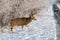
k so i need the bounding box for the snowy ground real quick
[0,6,56,40]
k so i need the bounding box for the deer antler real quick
[29,8,42,16]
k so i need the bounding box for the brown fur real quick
[9,15,36,31]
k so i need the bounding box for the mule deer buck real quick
[9,8,40,32]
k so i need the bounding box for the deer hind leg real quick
[10,26,13,32]
[9,24,13,32]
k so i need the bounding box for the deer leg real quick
[9,24,13,32]
[26,25,29,29]
[21,25,24,31]
[10,26,13,32]
[26,25,30,31]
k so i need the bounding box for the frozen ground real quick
[0,6,56,40]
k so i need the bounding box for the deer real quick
[9,8,40,32]
[9,14,36,32]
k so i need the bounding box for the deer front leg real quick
[21,25,24,31]
[26,25,30,32]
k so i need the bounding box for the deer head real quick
[29,8,41,20]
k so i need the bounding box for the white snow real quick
[0,6,56,40]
